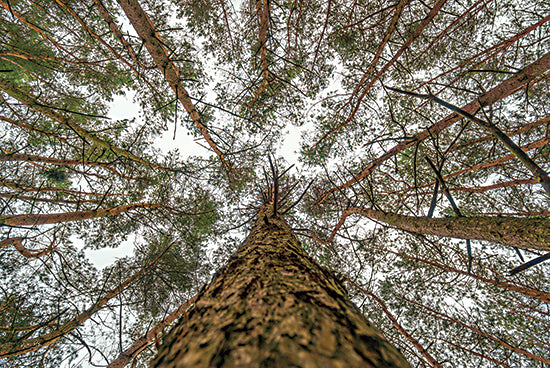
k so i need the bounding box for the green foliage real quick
[1,0,550,366]
[40,167,70,186]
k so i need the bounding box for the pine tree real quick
[1,0,549,367]
[152,197,409,367]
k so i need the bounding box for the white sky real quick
[85,82,305,268]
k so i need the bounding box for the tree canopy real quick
[1,0,549,366]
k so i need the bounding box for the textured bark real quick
[152,205,410,367]
[346,207,550,251]
[247,0,272,106]
[258,0,270,91]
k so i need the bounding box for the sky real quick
[83,83,307,268]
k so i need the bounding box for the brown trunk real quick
[117,0,233,174]
[344,207,550,251]
[247,0,272,105]
[258,0,270,89]
[152,204,410,367]
[0,202,167,227]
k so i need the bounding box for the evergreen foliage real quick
[0,0,549,366]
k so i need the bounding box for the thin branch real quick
[389,86,550,195]
[509,252,550,276]
[316,50,550,204]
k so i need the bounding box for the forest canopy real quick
[0,0,549,366]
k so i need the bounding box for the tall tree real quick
[1,0,549,367]
[153,197,409,367]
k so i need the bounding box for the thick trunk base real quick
[152,207,409,367]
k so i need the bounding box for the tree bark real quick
[346,207,550,251]
[152,204,410,367]
[117,0,233,174]
[0,202,167,227]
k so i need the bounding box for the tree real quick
[1,0,549,367]
[152,197,409,367]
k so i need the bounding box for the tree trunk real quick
[0,202,167,227]
[152,204,410,367]
[118,0,233,173]
[347,207,550,251]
